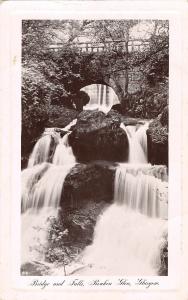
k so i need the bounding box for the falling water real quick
[114,164,168,219]
[53,133,75,165]
[21,163,74,264]
[27,135,52,168]
[21,120,77,264]
[120,122,149,163]
[81,84,119,113]
[22,207,57,264]
[21,162,51,212]
[76,204,167,276]
[73,122,168,276]
[22,114,168,276]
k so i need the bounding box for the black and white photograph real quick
[2,0,188,299]
[21,18,169,277]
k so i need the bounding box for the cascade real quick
[21,162,74,263]
[23,164,74,213]
[27,134,52,168]
[78,204,167,275]
[120,122,149,163]
[21,109,168,276]
[21,162,51,212]
[81,84,119,113]
[22,207,57,264]
[74,121,168,276]
[53,133,75,165]
[21,120,77,264]
[114,164,168,219]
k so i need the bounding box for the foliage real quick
[148,110,168,145]
[22,19,169,156]
[45,215,82,265]
[160,106,168,126]
[21,62,50,162]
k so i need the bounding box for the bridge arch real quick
[80,83,120,113]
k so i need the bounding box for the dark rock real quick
[159,105,168,127]
[69,110,129,162]
[111,103,123,114]
[158,233,168,276]
[45,201,109,265]
[122,117,145,126]
[106,109,122,122]
[73,90,90,112]
[61,162,115,210]
[47,106,79,128]
[61,201,108,247]
[147,116,168,166]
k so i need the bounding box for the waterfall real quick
[22,207,57,264]
[114,164,168,219]
[21,162,51,212]
[23,164,73,212]
[73,122,168,276]
[81,84,119,113]
[22,112,168,276]
[79,204,167,276]
[21,163,74,263]
[27,135,52,168]
[120,122,149,163]
[53,133,75,165]
[21,120,77,264]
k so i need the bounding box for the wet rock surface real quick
[44,202,108,267]
[147,107,168,166]
[62,201,108,248]
[61,162,115,210]
[47,106,79,128]
[69,110,129,162]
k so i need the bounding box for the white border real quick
[0,1,185,299]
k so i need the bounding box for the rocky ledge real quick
[69,110,129,162]
[147,106,168,166]
[61,162,115,210]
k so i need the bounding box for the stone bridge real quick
[49,39,148,104]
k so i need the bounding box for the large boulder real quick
[147,106,168,166]
[45,201,109,267]
[61,201,108,249]
[69,110,129,162]
[46,162,115,266]
[61,162,115,210]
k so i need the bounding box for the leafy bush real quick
[45,215,82,265]
[160,106,168,127]
[148,118,168,145]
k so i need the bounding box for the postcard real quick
[0,1,187,299]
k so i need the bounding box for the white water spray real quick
[22,162,51,212]
[27,135,52,168]
[31,164,73,211]
[120,122,149,163]
[53,133,75,165]
[79,204,167,276]
[74,122,168,276]
[114,164,168,219]
[22,207,57,264]
[22,113,168,276]
[21,120,77,264]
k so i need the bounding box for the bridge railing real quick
[49,39,150,53]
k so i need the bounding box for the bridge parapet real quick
[49,39,149,53]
